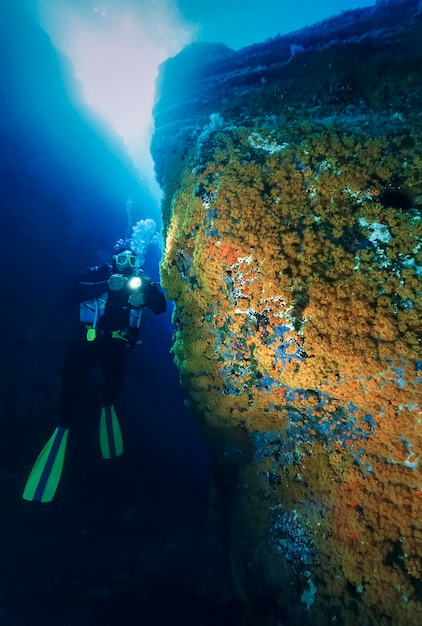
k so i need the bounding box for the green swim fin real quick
[23,426,69,502]
[99,405,123,459]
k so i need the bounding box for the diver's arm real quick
[126,274,166,313]
[143,281,167,314]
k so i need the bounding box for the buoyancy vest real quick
[80,294,143,329]
[80,294,107,327]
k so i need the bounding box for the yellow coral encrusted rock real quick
[159,118,422,624]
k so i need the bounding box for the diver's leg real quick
[59,327,98,427]
[23,328,98,501]
[100,339,128,406]
[98,339,127,458]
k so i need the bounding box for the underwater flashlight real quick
[128,276,142,290]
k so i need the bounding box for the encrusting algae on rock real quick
[153,2,422,624]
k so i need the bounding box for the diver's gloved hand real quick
[128,291,145,307]
[108,274,126,291]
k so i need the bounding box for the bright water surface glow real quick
[31,0,376,188]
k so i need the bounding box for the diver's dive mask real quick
[114,253,140,269]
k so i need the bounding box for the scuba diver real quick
[23,243,167,503]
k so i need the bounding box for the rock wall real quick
[152,1,422,624]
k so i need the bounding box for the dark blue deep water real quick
[0,4,241,625]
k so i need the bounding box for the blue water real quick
[0,5,234,626]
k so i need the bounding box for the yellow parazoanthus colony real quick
[160,122,422,625]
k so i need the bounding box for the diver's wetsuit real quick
[59,264,166,427]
